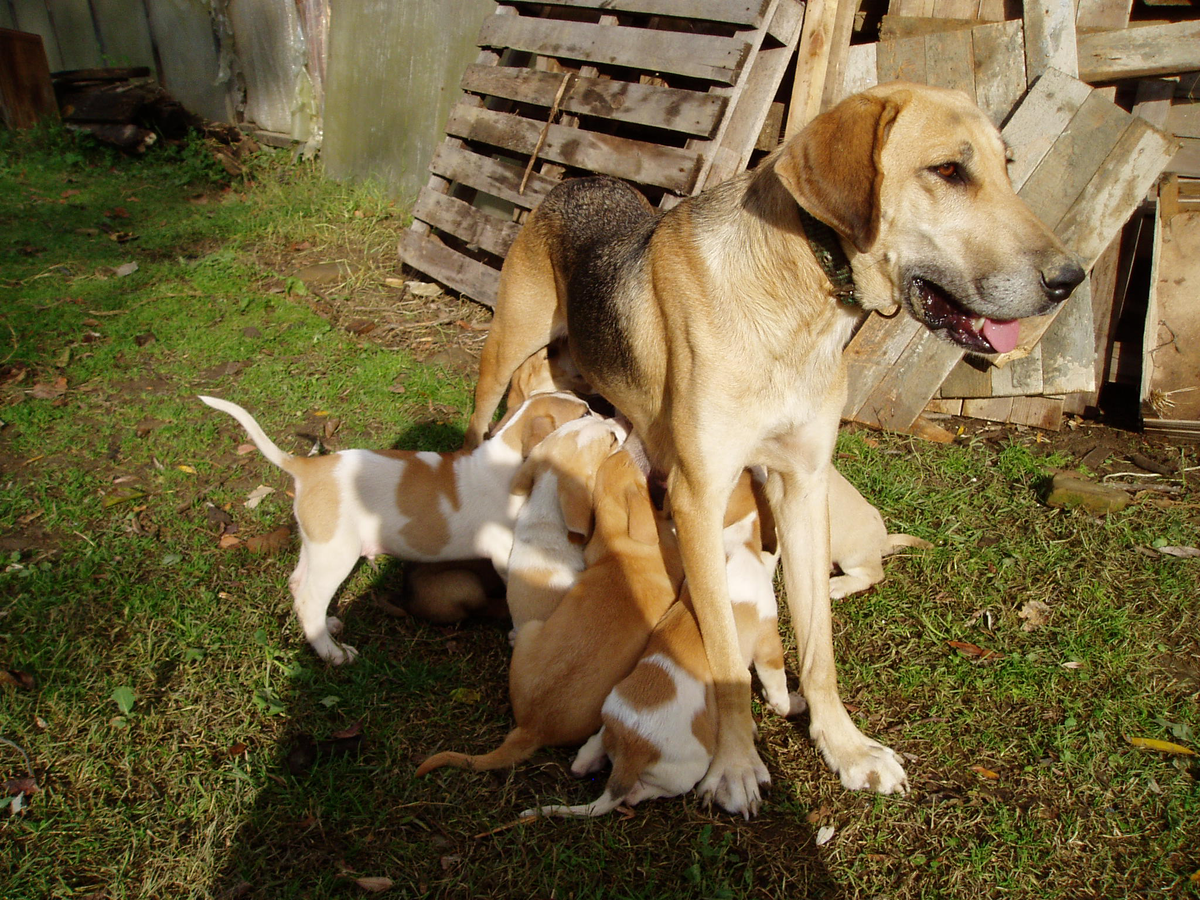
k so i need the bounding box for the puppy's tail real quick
[415,727,542,776]
[526,754,648,819]
[882,533,934,557]
[199,396,293,471]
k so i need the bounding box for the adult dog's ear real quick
[773,92,904,253]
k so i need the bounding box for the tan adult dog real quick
[463,82,1084,815]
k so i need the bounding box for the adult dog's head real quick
[773,81,1084,355]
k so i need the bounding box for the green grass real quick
[1,125,1198,900]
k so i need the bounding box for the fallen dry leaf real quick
[947,640,1004,661]
[405,281,443,298]
[815,825,836,846]
[970,765,1000,780]
[113,261,138,277]
[332,719,364,740]
[1155,545,1200,559]
[177,464,197,475]
[236,443,257,456]
[354,876,394,892]
[0,670,36,690]
[244,484,275,510]
[1018,600,1051,632]
[217,534,242,550]
[30,377,67,400]
[1126,735,1196,756]
[244,526,291,555]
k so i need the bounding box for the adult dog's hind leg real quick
[767,465,908,794]
[465,229,565,448]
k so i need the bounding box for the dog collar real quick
[797,206,857,306]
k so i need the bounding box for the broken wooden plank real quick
[1023,0,1078,83]
[820,0,862,114]
[1002,67,1093,191]
[411,187,522,260]
[1075,0,1132,33]
[1142,203,1200,425]
[426,141,558,210]
[1017,89,1131,233]
[400,230,501,306]
[1078,22,1200,83]
[460,65,727,138]
[444,104,704,193]
[1038,275,1096,395]
[505,0,773,28]
[971,20,1026,127]
[786,0,841,136]
[702,0,804,184]
[477,14,750,84]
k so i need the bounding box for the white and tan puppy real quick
[529,471,805,819]
[199,392,591,664]
[416,447,681,776]
[829,469,932,600]
[506,415,628,636]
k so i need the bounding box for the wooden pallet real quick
[400,0,804,307]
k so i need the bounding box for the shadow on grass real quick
[203,416,843,898]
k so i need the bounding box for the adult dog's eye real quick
[932,162,963,183]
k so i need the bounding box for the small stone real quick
[1045,474,1129,515]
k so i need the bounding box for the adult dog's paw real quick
[825,738,908,794]
[698,749,771,819]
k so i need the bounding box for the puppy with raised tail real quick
[829,469,932,599]
[199,392,591,663]
[506,414,628,637]
[416,447,680,776]
[528,470,805,819]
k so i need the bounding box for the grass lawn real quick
[0,125,1197,900]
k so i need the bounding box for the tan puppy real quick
[504,338,591,412]
[506,415,628,636]
[463,83,1084,814]
[416,448,680,775]
[528,472,805,819]
[199,392,590,664]
[829,469,932,600]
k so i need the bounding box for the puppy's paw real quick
[315,640,358,666]
[326,616,344,636]
[698,749,771,819]
[784,692,808,718]
[823,737,907,795]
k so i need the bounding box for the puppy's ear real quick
[557,474,594,543]
[521,415,557,457]
[773,92,903,253]
[510,454,542,497]
[624,482,660,546]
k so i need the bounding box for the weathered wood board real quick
[400,0,804,307]
[1141,202,1200,436]
[1078,21,1200,84]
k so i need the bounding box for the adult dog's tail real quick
[199,395,293,472]
[415,727,542,776]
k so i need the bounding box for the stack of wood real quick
[400,0,1199,438]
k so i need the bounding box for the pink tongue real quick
[982,318,1020,354]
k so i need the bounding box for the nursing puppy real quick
[829,469,932,600]
[529,471,804,819]
[199,392,590,663]
[416,447,680,775]
[506,415,628,636]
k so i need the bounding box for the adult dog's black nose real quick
[1041,259,1085,305]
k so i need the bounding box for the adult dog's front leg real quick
[768,468,908,794]
[670,474,770,818]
